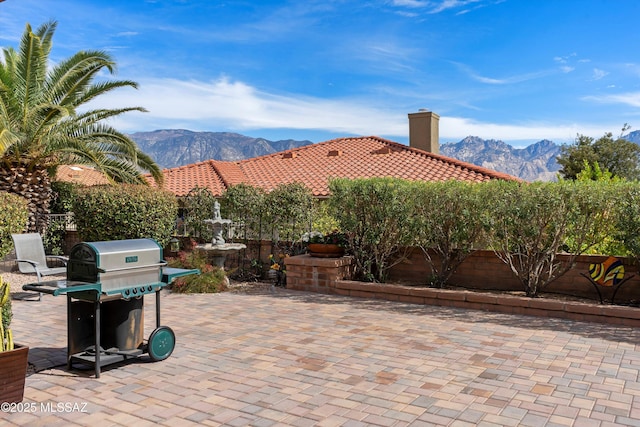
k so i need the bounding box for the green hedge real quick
[50,181,81,214]
[0,192,29,259]
[72,185,178,247]
[329,177,414,282]
[480,180,622,297]
[408,180,489,287]
[326,177,637,296]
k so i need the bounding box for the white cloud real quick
[583,91,640,108]
[591,68,609,80]
[454,61,557,85]
[440,117,609,142]
[92,77,407,135]
[91,76,618,145]
[391,0,483,14]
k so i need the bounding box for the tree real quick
[0,21,162,231]
[557,128,640,181]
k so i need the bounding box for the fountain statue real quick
[195,201,246,269]
[206,200,231,245]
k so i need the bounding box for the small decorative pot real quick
[307,243,345,258]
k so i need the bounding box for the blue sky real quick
[1,0,640,147]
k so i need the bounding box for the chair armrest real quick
[15,258,40,268]
[47,255,68,265]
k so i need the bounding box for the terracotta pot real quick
[0,345,29,403]
[308,243,345,258]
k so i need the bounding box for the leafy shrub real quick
[615,182,640,259]
[329,177,414,282]
[0,192,29,259]
[310,200,340,235]
[263,183,314,244]
[167,250,227,293]
[409,180,489,287]
[183,187,217,243]
[481,180,623,297]
[221,183,266,240]
[50,181,81,214]
[72,185,178,246]
[41,217,67,255]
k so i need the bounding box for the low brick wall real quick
[333,280,640,327]
[284,251,640,327]
[389,248,640,303]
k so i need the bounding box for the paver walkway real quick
[3,287,640,426]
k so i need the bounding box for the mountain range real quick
[129,130,640,182]
[440,137,561,181]
[130,130,312,168]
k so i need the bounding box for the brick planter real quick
[284,255,355,294]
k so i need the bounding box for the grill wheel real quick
[147,326,176,361]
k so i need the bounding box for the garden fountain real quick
[195,201,246,268]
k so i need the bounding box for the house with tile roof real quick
[156,111,519,198]
[55,164,110,186]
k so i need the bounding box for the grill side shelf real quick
[162,267,201,284]
[23,280,101,296]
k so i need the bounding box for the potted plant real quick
[0,276,29,403]
[268,253,288,287]
[302,230,348,258]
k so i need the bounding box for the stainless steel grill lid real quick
[67,238,165,295]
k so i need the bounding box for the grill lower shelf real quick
[70,348,145,369]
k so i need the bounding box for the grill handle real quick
[97,261,168,274]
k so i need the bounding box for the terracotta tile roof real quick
[55,165,110,186]
[159,160,234,196]
[153,136,520,197]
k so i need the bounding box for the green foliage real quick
[409,180,489,288]
[50,181,81,214]
[557,130,640,181]
[263,183,314,244]
[310,200,340,235]
[481,180,624,297]
[220,184,266,240]
[221,183,335,244]
[167,251,227,293]
[183,187,217,243]
[0,276,14,351]
[615,183,640,259]
[43,181,78,254]
[72,185,178,246]
[0,21,162,185]
[0,192,29,259]
[563,180,627,256]
[328,177,414,282]
[41,217,67,255]
[482,181,569,296]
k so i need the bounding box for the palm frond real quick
[0,20,157,186]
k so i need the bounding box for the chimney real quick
[408,110,439,154]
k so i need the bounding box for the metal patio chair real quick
[11,233,68,301]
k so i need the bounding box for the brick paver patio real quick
[3,287,640,426]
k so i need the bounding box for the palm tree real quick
[0,21,163,231]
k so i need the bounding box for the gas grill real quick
[23,238,199,378]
